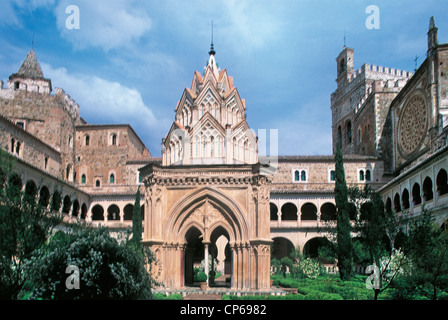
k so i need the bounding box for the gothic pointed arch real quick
[165,187,250,244]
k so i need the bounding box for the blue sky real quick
[1,0,447,157]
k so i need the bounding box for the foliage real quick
[379,248,411,282]
[271,274,374,300]
[279,257,293,278]
[346,185,408,300]
[291,258,322,279]
[23,225,158,300]
[270,258,281,275]
[196,271,208,282]
[153,293,183,300]
[0,149,62,299]
[334,145,353,280]
[404,208,448,300]
[131,188,142,248]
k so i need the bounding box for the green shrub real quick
[304,290,343,300]
[196,271,207,282]
[268,294,305,300]
[153,293,183,300]
[221,295,265,300]
[437,292,448,300]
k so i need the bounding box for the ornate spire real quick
[209,20,216,56]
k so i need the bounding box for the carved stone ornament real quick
[184,199,224,228]
[398,94,428,157]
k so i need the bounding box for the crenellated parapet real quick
[55,88,80,121]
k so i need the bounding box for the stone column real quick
[230,242,237,289]
[204,242,209,286]
[237,243,243,289]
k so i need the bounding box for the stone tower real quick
[331,45,413,158]
[0,49,80,182]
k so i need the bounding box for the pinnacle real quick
[429,16,437,30]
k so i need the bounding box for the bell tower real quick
[336,46,354,89]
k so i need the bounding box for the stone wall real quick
[75,125,151,193]
[270,156,386,192]
[0,87,79,182]
[0,115,61,177]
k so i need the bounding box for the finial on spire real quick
[209,20,216,56]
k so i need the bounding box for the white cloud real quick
[0,0,55,26]
[54,0,151,51]
[40,62,166,150]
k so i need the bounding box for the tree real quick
[24,225,158,300]
[406,207,448,300]
[0,149,62,299]
[131,188,143,249]
[334,145,353,280]
[349,185,408,300]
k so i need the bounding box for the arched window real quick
[359,170,365,181]
[15,141,21,155]
[66,165,71,180]
[81,174,86,184]
[366,170,371,182]
[110,174,115,184]
[85,134,90,146]
[402,189,410,210]
[394,193,401,212]
[301,170,307,181]
[346,121,352,144]
[210,136,214,157]
[385,197,392,213]
[330,170,335,181]
[339,59,345,73]
[111,134,117,146]
[412,183,422,205]
[96,180,100,187]
[423,177,433,201]
[337,126,342,148]
[301,203,318,221]
[281,203,298,221]
[294,170,300,182]
[270,203,278,221]
[436,169,448,196]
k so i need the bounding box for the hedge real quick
[153,293,183,300]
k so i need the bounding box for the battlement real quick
[354,78,409,115]
[349,63,413,82]
[0,77,51,98]
[55,88,80,121]
[332,62,413,103]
